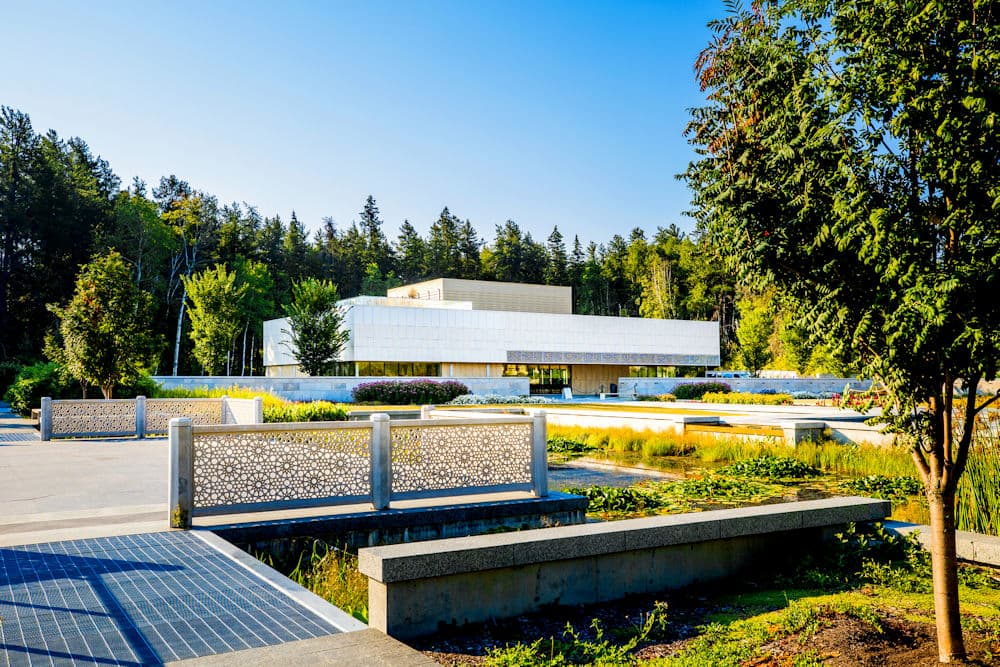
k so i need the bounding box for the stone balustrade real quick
[168,411,548,528]
[39,396,262,440]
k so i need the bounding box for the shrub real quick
[673,382,732,400]
[636,393,677,402]
[448,394,554,405]
[702,391,793,406]
[264,401,347,423]
[351,379,469,405]
[3,362,74,415]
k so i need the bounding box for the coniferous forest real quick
[2,105,837,378]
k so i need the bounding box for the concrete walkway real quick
[0,402,167,545]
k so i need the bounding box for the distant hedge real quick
[264,401,347,422]
[672,382,732,400]
[351,380,469,405]
[702,391,793,406]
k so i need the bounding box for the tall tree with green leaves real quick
[48,251,159,398]
[734,294,774,377]
[161,190,219,375]
[685,1,1000,660]
[282,278,349,376]
[234,258,275,375]
[0,107,39,359]
[183,264,246,375]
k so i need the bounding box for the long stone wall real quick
[152,375,530,402]
[359,496,891,638]
[620,376,872,397]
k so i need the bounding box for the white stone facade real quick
[263,298,720,371]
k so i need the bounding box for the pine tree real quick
[544,226,568,285]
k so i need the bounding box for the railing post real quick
[531,410,548,497]
[136,396,146,439]
[370,413,391,510]
[420,404,434,420]
[253,396,264,424]
[168,417,194,529]
[40,397,52,441]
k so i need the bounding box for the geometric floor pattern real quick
[0,531,338,666]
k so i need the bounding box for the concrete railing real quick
[39,396,262,441]
[168,411,548,528]
[359,496,891,638]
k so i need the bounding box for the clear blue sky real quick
[5,1,724,245]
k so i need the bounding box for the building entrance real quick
[503,364,572,395]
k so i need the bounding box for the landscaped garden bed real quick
[412,523,1000,665]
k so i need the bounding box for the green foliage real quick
[672,382,732,400]
[47,251,160,398]
[184,264,246,374]
[2,362,73,415]
[276,541,368,624]
[351,379,469,405]
[841,474,922,501]
[718,456,820,479]
[702,391,793,406]
[263,401,347,423]
[563,485,663,514]
[547,435,597,455]
[148,383,347,423]
[485,603,670,667]
[686,3,1000,652]
[636,393,677,402]
[734,294,773,376]
[283,278,349,376]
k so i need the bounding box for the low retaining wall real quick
[359,496,891,638]
[620,377,872,397]
[886,521,1000,568]
[213,491,589,550]
[152,376,530,402]
[39,396,262,440]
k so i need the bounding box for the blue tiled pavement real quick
[0,531,338,665]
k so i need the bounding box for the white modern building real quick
[263,278,720,395]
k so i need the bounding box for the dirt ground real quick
[413,590,1000,666]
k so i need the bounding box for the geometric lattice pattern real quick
[51,399,136,436]
[0,531,337,665]
[192,426,371,511]
[390,422,533,494]
[146,398,224,434]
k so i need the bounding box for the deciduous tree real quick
[48,251,159,398]
[685,1,1000,660]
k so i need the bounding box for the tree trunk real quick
[927,488,966,662]
[101,384,113,399]
[241,323,248,376]
[172,285,187,376]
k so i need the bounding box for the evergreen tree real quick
[395,220,427,283]
[358,195,393,274]
[457,220,482,280]
[282,278,349,376]
[544,226,568,285]
[426,207,462,277]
